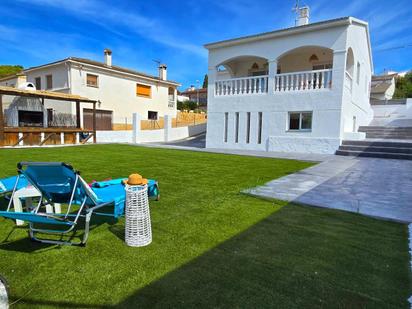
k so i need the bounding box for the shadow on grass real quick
[109,224,125,242]
[114,204,409,308]
[2,204,410,308]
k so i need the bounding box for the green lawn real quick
[0,144,410,308]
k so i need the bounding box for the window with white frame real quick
[288,112,312,131]
[356,62,361,85]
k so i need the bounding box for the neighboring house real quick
[180,87,208,105]
[370,74,396,101]
[177,93,190,102]
[0,49,180,130]
[204,7,373,154]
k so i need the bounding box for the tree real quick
[0,65,23,78]
[202,74,208,89]
[177,100,198,111]
[393,71,412,99]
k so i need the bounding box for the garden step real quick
[341,140,412,148]
[339,145,412,154]
[359,126,412,130]
[364,134,412,139]
[335,150,412,160]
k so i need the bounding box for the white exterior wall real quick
[370,100,412,127]
[0,77,18,88]
[0,65,73,114]
[0,62,178,126]
[206,25,350,154]
[69,64,177,125]
[341,24,374,135]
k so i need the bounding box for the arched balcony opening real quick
[345,48,355,92]
[275,46,334,92]
[215,56,269,96]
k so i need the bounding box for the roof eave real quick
[67,59,181,86]
[204,17,351,50]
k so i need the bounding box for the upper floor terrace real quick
[212,45,354,97]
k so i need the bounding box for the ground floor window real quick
[288,112,312,131]
[224,112,228,143]
[257,112,262,144]
[235,112,239,143]
[246,112,251,143]
[148,111,158,120]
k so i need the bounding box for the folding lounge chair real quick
[0,175,28,195]
[0,162,159,246]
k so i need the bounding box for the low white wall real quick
[169,123,207,141]
[94,116,206,144]
[138,129,165,143]
[268,136,341,154]
[370,99,412,127]
[96,130,133,143]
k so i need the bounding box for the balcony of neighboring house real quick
[168,87,176,108]
[214,46,334,97]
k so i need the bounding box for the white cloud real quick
[18,0,207,58]
[0,24,100,62]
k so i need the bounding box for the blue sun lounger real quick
[0,175,28,194]
[0,162,159,246]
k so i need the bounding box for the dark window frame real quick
[288,112,312,132]
[86,74,99,88]
[46,74,53,89]
[34,77,41,90]
[246,112,251,143]
[257,112,263,144]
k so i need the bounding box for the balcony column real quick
[207,65,217,101]
[332,49,346,95]
[332,49,349,140]
[267,60,278,94]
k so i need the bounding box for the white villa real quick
[205,8,374,154]
[0,49,180,130]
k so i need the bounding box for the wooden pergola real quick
[0,86,97,147]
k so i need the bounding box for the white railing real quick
[274,69,333,92]
[168,100,175,108]
[345,71,353,92]
[215,75,268,96]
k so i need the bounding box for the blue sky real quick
[1,0,411,89]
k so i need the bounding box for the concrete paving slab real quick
[245,157,412,223]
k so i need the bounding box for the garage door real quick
[83,108,113,130]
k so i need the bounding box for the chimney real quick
[16,74,27,88]
[296,6,310,26]
[158,64,167,80]
[104,48,112,67]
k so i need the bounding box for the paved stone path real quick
[143,140,412,222]
[245,156,412,223]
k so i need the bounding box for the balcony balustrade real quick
[215,75,268,96]
[214,69,333,97]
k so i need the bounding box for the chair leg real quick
[81,211,93,245]
[28,223,84,246]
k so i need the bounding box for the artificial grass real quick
[0,144,410,308]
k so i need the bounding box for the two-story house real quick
[205,8,373,154]
[0,49,180,130]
